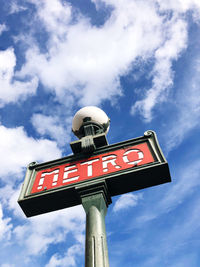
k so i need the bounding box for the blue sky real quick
[0,0,200,266]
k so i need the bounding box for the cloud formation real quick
[131,16,187,121]
[31,113,72,147]
[113,193,143,212]
[0,24,8,35]
[11,0,197,124]
[0,204,12,241]
[164,57,200,152]
[0,48,38,107]
[17,0,163,109]
[1,0,199,121]
[45,244,83,267]
[0,125,61,178]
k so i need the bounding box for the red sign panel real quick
[31,142,154,194]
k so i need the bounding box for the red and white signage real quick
[31,142,154,194]
[18,131,171,217]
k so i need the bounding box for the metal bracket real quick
[70,133,108,155]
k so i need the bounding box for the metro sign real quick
[31,142,154,194]
[18,131,171,217]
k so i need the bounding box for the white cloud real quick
[0,24,8,35]
[33,0,72,37]
[15,0,199,122]
[45,244,83,267]
[0,125,62,178]
[130,0,200,122]
[18,0,165,107]
[0,0,198,121]
[9,1,27,14]
[31,113,72,147]
[113,193,143,212]
[14,205,85,256]
[157,0,200,17]
[0,48,38,107]
[131,16,187,121]
[0,185,24,218]
[164,58,200,152]
[0,204,12,241]
[0,186,85,263]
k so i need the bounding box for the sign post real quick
[77,181,111,267]
[18,106,171,267]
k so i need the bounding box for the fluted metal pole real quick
[76,182,111,267]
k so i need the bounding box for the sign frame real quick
[18,130,171,217]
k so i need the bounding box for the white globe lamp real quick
[72,106,110,139]
[71,106,110,154]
